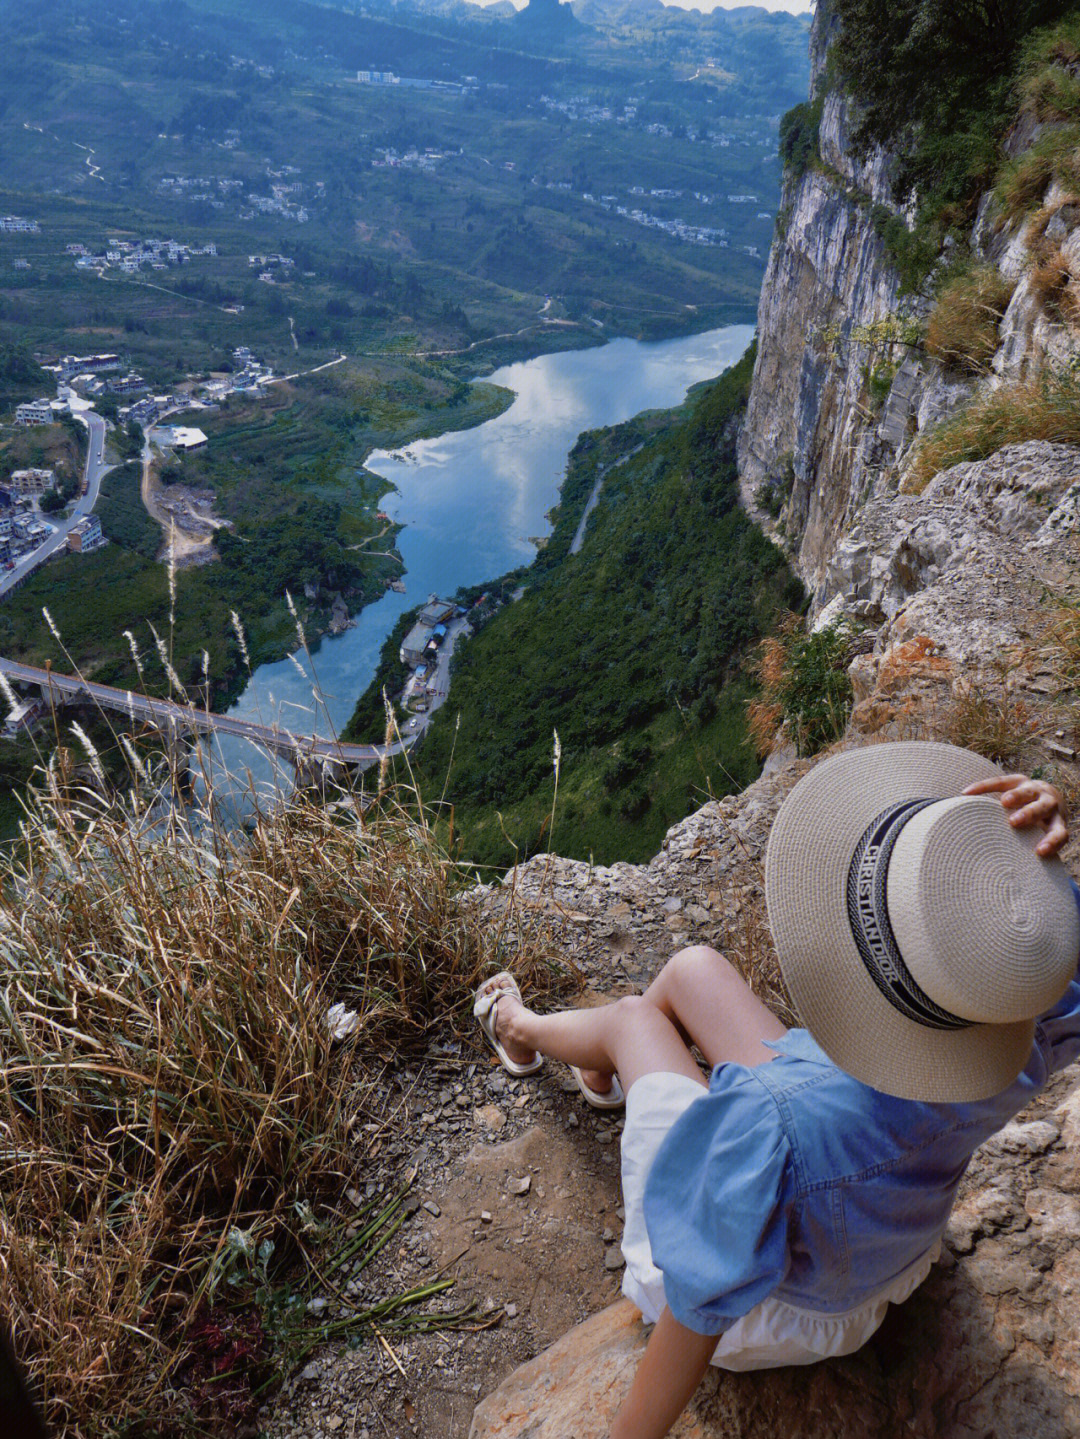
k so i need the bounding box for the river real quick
[216,323,754,778]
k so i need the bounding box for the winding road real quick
[0,409,112,599]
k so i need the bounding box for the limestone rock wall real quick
[738,0,1080,607]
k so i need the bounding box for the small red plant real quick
[182,1304,269,1433]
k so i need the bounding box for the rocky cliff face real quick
[738,0,1080,608]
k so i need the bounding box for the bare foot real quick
[478,977,539,1068]
[578,1067,615,1096]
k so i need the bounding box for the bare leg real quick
[487,986,707,1094]
[480,944,785,1096]
[640,944,787,1069]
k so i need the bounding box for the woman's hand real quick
[963,774,1069,858]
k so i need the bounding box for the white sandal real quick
[473,972,543,1078]
[569,1065,625,1110]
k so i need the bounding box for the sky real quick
[669,0,813,10]
[479,0,816,11]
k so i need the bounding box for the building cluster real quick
[576,189,730,248]
[0,507,55,568]
[0,216,40,233]
[156,175,239,206]
[243,192,309,223]
[156,166,321,224]
[372,147,452,172]
[248,252,295,270]
[531,175,772,250]
[358,70,472,95]
[38,353,150,405]
[538,94,637,125]
[398,596,462,713]
[121,396,164,428]
[55,353,120,380]
[533,95,781,156]
[200,346,275,402]
[228,55,274,79]
[67,237,217,273]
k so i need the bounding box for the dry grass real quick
[1029,244,1076,318]
[996,125,1080,222]
[0,741,552,1436]
[924,266,1015,374]
[944,669,1035,767]
[1047,591,1080,689]
[904,370,1080,494]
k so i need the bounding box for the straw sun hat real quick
[765,742,1080,1102]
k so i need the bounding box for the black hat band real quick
[846,798,972,1033]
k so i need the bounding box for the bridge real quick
[0,657,399,772]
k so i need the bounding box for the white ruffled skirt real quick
[619,1071,940,1372]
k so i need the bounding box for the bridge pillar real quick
[151,716,195,799]
[289,752,355,797]
[291,752,325,794]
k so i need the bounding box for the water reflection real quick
[215,325,754,794]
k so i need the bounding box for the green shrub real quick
[1018,15,1080,121]
[749,616,854,758]
[831,2,1069,288]
[779,97,824,179]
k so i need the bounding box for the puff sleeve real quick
[1033,884,1080,1075]
[641,1069,795,1336]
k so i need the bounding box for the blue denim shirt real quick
[643,949,1080,1337]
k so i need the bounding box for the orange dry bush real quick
[747,627,796,758]
[747,694,783,758]
[1030,246,1074,317]
[746,614,853,759]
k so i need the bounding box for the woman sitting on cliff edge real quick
[475,742,1080,1439]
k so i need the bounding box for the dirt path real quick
[270,354,347,385]
[140,442,217,566]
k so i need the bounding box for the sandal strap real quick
[473,978,513,1019]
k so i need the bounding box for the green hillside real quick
[409,345,804,867]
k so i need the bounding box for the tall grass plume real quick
[0,741,552,1435]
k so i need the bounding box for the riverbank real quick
[1,364,516,722]
[226,326,759,748]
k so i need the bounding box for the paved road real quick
[570,443,645,556]
[0,410,113,600]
